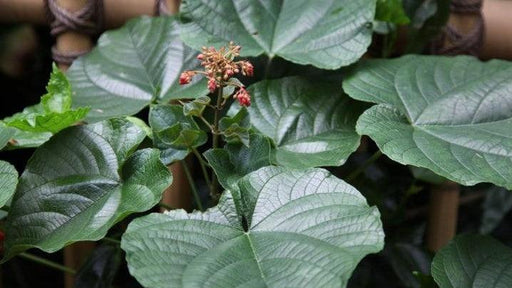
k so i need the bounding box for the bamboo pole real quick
[426,181,460,252]
[0,0,47,24]
[481,0,512,60]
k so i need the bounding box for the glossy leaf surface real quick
[3,118,172,260]
[204,133,272,190]
[122,166,384,288]
[180,0,376,69]
[0,160,18,207]
[432,235,512,288]
[68,16,207,122]
[344,56,512,189]
[247,77,363,168]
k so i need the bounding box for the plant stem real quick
[158,202,174,210]
[192,148,212,186]
[181,160,204,211]
[102,236,121,245]
[346,150,383,182]
[19,252,76,275]
[210,87,224,198]
[264,56,273,79]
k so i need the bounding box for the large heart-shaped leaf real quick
[68,16,207,122]
[204,133,272,190]
[343,55,512,189]
[431,234,512,288]
[179,0,376,69]
[246,76,364,168]
[0,160,18,207]
[122,166,384,288]
[3,118,172,260]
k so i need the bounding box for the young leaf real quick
[180,0,376,69]
[149,104,206,165]
[344,55,512,189]
[183,96,211,117]
[67,16,208,122]
[0,160,18,207]
[219,108,251,146]
[246,76,364,168]
[431,235,512,288]
[3,64,89,134]
[74,244,122,288]
[3,118,172,260]
[376,0,410,25]
[204,133,272,190]
[122,166,384,288]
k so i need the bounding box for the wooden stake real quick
[426,181,460,252]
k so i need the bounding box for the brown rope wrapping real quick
[430,0,484,56]
[155,0,170,16]
[44,0,104,65]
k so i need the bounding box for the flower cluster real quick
[179,42,254,106]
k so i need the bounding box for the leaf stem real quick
[181,160,204,211]
[102,236,121,245]
[346,150,383,182]
[192,148,212,185]
[19,252,76,275]
[264,56,273,79]
[158,202,174,210]
[210,87,223,198]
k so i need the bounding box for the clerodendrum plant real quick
[0,1,512,287]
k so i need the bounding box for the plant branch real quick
[192,148,212,186]
[19,252,76,275]
[181,160,204,211]
[158,202,174,210]
[210,86,224,198]
[102,236,121,245]
[346,150,383,182]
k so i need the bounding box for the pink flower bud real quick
[208,78,217,92]
[233,87,251,107]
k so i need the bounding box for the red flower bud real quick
[233,87,251,107]
[179,71,195,85]
[197,54,204,60]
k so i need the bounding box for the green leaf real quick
[0,123,15,150]
[149,104,206,165]
[431,234,512,288]
[179,0,376,69]
[480,186,512,234]
[0,160,18,207]
[183,96,211,117]
[7,129,52,149]
[344,55,512,189]
[3,118,172,260]
[219,108,251,146]
[68,16,208,122]
[246,76,364,168]
[74,244,122,288]
[122,166,384,288]
[42,63,73,113]
[376,0,410,25]
[3,65,89,134]
[204,133,272,190]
